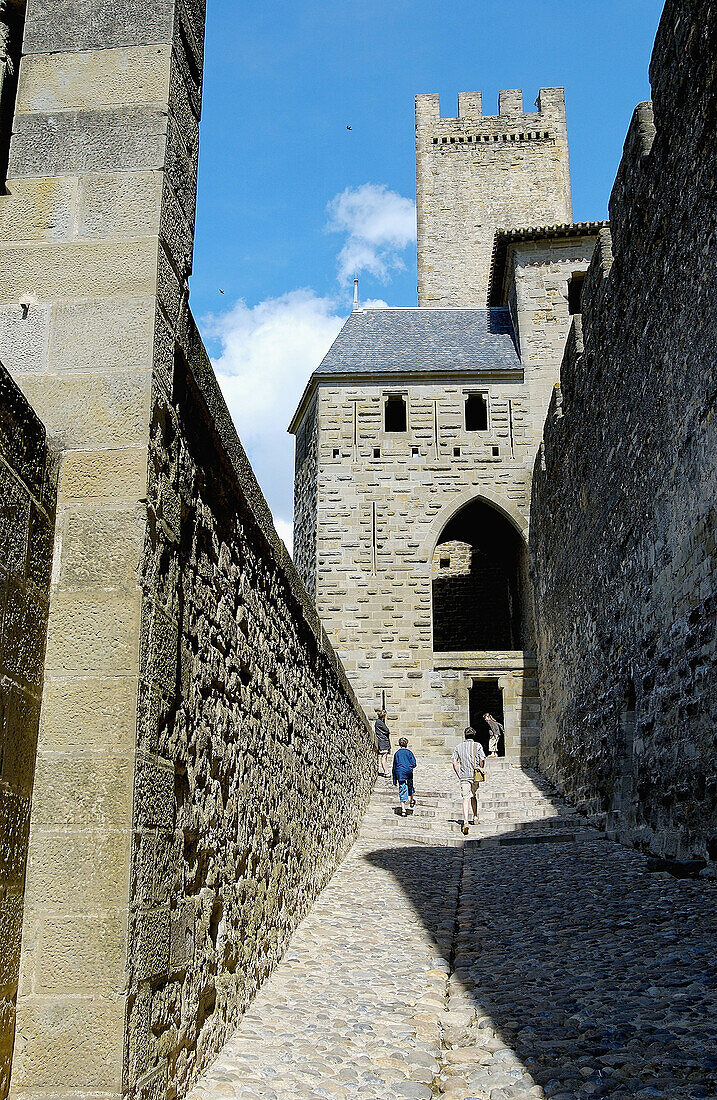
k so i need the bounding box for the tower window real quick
[465,393,488,432]
[568,273,585,314]
[384,394,407,433]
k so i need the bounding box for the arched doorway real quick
[431,498,533,652]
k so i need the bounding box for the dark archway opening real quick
[432,499,532,651]
[469,679,504,755]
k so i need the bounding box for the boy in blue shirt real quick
[392,737,417,817]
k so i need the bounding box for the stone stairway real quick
[360,756,588,848]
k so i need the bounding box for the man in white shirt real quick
[452,727,486,835]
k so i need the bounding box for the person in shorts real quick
[452,727,486,835]
[392,737,417,817]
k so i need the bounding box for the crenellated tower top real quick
[416,88,572,307]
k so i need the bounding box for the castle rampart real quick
[530,0,717,860]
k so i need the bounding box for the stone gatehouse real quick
[291,91,604,762]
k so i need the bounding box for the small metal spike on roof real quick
[353,278,359,311]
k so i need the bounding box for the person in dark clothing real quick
[392,737,417,817]
[374,708,391,776]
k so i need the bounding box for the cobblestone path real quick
[190,761,717,1100]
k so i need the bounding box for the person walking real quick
[484,712,504,757]
[392,737,417,816]
[452,727,486,835]
[374,708,392,777]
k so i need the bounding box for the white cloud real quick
[326,183,416,286]
[274,518,294,557]
[203,183,412,542]
[205,289,345,535]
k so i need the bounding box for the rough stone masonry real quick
[530,0,717,862]
[0,2,374,1099]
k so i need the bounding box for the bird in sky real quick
[346,125,352,130]
[219,289,225,294]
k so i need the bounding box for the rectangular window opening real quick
[411,446,419,457]
[332,448,340,458]
[568,272,586,315]
[453,446,461,457]
[439,555,450,569]
[373,447,380,459]
[384,394,407,433]
[465,393,488,432]
[492,446,500,457]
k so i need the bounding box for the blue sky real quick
[191,0,664,546]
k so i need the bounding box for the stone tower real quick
[292,88,601,764]
[416,88,573,306]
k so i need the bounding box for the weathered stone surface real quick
[124,328,375,1097]
[0,239,159,305]
[0,177,77,244]
[0,306,50,377]
[416,88,572,307]
[76,175,164,241]
[9,108,169,178]
[16,45,172,113]
[530,0,717,862]
[23,0,175,54]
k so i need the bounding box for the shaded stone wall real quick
[292,393,318,603]
[127,324,374,1099]
[530,0,717,860]
[432,541,514,652]
[0,362,55,1100]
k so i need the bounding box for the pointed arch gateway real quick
[427,493,539,762]
[431,497,534,652]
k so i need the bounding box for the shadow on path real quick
[365,827,717,1099]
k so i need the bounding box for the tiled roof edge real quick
[488,220,610,306]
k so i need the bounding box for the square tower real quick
[416,88,572,307]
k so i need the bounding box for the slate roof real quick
[316,307,520,375]
[289,306,521,432]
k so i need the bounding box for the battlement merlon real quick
[416,87,567,131]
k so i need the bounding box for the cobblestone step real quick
[188,762,717,1100]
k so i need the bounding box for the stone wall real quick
[127,320,374,1099]
[530,0,717,861]
[416,89,572,307]
[0,362,55,1100]
[0,2,374,1096]
[292,392,318,604]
